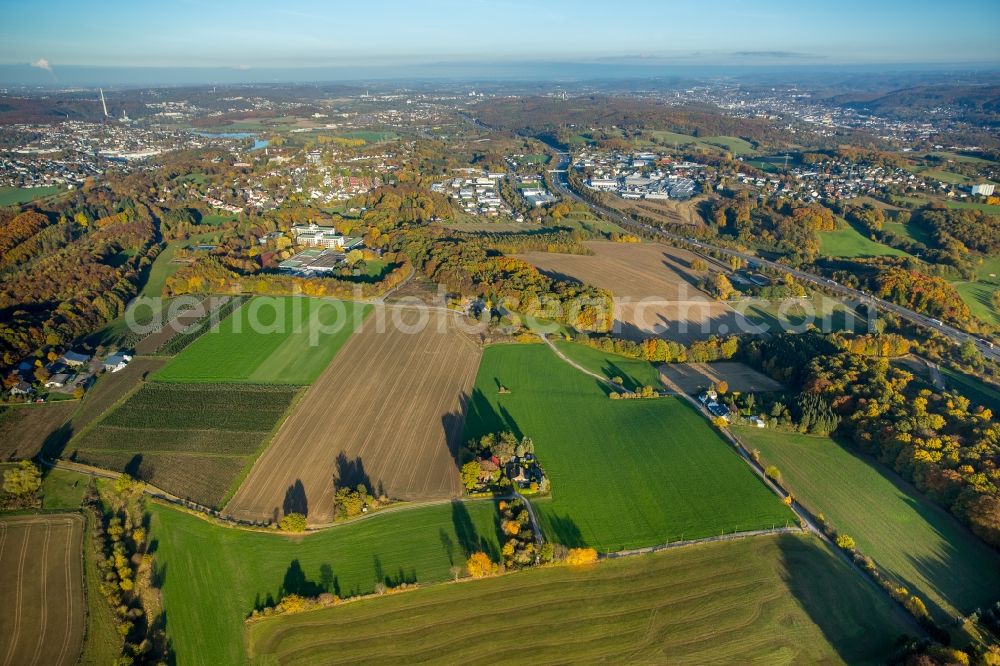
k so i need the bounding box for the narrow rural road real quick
[538,335,629,393]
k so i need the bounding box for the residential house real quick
[104,353,132,373]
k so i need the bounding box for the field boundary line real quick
[602,526,801,559]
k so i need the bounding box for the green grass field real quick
[945,200,1000,214]
[737,295,869,334]
[248,533,911,665]
[199,213,236,226]
[156,297,370,384]
[71,383,300,507]
[702,135,756,155]
[0,185,61,206]
[149,500,501,666]
[736,427,1000,624]
[464,344,792,552]
[882,220,933,246]
[819,222,911,259]
[553,340,664,390]
[939,366,1000,413]
[951,255,1000,326]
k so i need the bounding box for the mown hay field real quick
[156,296,370,384]
[226,307,481,525]
[248,533,911,666]
[149,499,502,666]
[737,426,1000,624]
[517,241,746,343]
[70,383,301,507]
[464,344,792,552]
[0,514,85,666]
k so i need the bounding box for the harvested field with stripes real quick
[226,306,482,525]
[516,240,749,343]
[0,514,85,666]
[247,533,911,665]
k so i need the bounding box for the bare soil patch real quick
[659,362,785,394]
[518,241,749,343]
[225,307,481,525]
[0,402,75,460]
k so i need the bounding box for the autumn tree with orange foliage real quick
[465,552,499,578]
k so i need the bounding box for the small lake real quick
[191,131,269,151]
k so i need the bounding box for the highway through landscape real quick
[539,148,1000,363]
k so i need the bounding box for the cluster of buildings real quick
[432,171,513,218]
[0,121,209,189]
[8,350,131,400]
[733,156,997,205]
[579,151,701,200]
[275,224,365,276]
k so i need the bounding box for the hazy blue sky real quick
[1,0,998,70]
[0,0,1000,80]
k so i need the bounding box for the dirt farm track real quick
[226,306,481,525]
[0,514,85,666]
[517,241,749,343]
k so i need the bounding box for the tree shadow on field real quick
[280,559,324,598]
[777,534,917,664]
[40,422,73,460]
[459,388,524,446]
[334,452,373,494]
[439,528,456,565]
[451,499,499,561]
[282,479,308,517]
[547,513,586,548]
[373,554,416,590]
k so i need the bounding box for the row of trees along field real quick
[742,331,1000,548]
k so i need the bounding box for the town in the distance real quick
[1,2,999,665]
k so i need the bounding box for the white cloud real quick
[30,57,52,71]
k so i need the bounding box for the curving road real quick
[542,148,999,363]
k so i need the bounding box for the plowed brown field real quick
[225,306,481,525]
[517,241,750,343]
[0,514,85,666]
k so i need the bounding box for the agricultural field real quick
[659,361,785,394]
[0,514,85,666]
[0,185,61,206]
[226,307,481,524]
[819,222,911,258]
[736,294,870,335]
[640,130,756,156]
[553,340,664,391]
[517,240,747,343]
[59,357,166,441]
[736,427,1000,624]
[156,296,370,384]
[148,499,502,666]
[0,402,75,460]
[69,382,301,507]
[248,533,911,666]
[464,344,792,552]
[132,297,226,355]
[951,254,1000,326]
